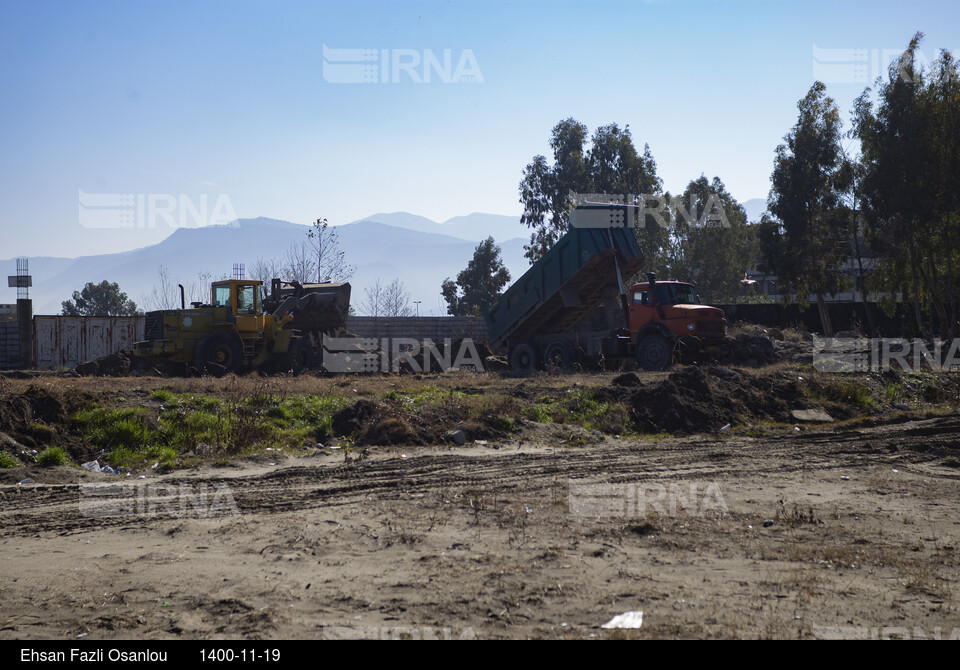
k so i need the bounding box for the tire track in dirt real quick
[1,415,953,538]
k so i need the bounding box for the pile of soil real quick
[712,334,777,367]
[0,385,91,463]
[617,366,803,434]
[329,391,515,447]
[75,350,168,377]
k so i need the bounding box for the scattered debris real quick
[445,429,467,446]
[601,611,644,629]
[791,408,835,423]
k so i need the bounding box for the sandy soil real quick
[2,413,959,639]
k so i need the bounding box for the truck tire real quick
[544,341,574,371]
[194,333,242,376]
[285,337,313,375]
[638,333,672,372]
[509,342,538,375]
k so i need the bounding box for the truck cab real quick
[629,275,726,370]
[629,279,726,339]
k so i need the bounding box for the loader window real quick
[236,285,256,315]
[633,290,649,305]
[213,286,231,309]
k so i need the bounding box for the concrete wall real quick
[718,302,914,336]
[345,316,488,342]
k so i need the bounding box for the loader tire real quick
[638,333,672,372]
[194,333,242,377]
[285,338,313,375]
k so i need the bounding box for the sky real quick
[1,0,958,259]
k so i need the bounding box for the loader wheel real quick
[285,338,313,375]
[509,343,538,376]
[638,333,672,372]
[194,333,242,377]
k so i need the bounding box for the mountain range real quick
[3,213,533,316]
[3,201,770,316]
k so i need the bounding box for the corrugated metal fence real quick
[24,315,486,370]
[0,321,18,369]
[33,316,144,369]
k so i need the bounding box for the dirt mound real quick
[0,385,92,461]
[625,366,801,434]
[76,350,169,377]
[713,334,777,367]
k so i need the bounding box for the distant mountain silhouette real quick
[4,214,532,316]
[742,198,768,223]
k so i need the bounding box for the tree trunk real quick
[816,293,834,337]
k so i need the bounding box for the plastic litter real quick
[601,611,643,629]
[81,460,100,472]
[445,429,467,446]
[17,478,32,485]
[99,465,117,474]
[841,476,850,481]
[720,423,731,431]
[763,519,774,527]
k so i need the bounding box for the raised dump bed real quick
[484,218,644,352]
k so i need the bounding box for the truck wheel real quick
[509,343,538,375]
[638,333,672,372]
[544,341,574,371]
[286,338,313,375]
[194,333,242,376]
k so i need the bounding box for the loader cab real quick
[210,280,265,333]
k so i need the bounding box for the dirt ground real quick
[1,363,959,639]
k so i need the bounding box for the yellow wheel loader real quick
[133,278,350,375]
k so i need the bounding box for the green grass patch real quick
[149,389,174,403]
[36,446,70,467]
[0,452,20,468]
[384,385,470,409]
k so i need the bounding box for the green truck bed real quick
[483,222,644,349]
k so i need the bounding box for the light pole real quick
[414,301,421,316]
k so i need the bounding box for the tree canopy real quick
[852,32,960,337]
[518,118,661,263]
[759,81,852,335]
[442,237,511,316]
[61,281,141,316]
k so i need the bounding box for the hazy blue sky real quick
[2,0,958,258]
